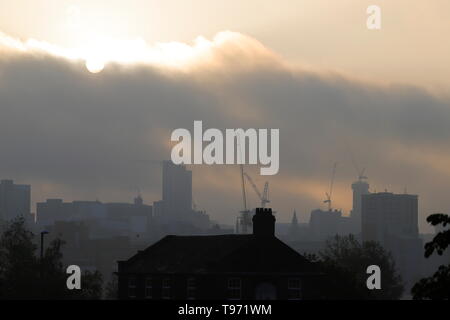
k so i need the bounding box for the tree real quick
[315,234,403,299]
[411,213,450,300]
[39,237,70,299]
[0,216,103,299]
[104,273,118,300]
[0,216,40,298]
[77,270,103,299]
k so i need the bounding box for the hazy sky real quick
[1,1,450,232]
[2,0,450,89]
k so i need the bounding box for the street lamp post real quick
[40,230,49,260]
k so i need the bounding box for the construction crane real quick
[235,132,252,234]
[356,167,367,181]
[238,164,252,234]
[243,172,270,208]
[323,162,337,211]
[349,151,368,182]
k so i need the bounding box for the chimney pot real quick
[252,208,275,237]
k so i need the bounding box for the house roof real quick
[119,234,319,275]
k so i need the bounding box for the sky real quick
[0,1,449,232]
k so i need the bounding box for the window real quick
[228,278,241,300]
[288,278,302,300]
[128,277,137,298]
[162,278,171,299]
[187,277,196,300]
[145,277,152,299]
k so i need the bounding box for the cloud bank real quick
[0,31,449,231]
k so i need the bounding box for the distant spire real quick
[289,210,300,239]
[291,210,298,226]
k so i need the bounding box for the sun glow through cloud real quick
[0,29,243,73]
[0,5,275,73]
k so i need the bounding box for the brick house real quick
[117,208,323,300]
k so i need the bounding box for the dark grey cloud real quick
[1,42,449,231]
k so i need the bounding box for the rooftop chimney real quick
[252,208,275,237]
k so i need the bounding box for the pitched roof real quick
[119,234,319,274]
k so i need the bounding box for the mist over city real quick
[0,0,449,304]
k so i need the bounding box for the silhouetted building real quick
[362,192,418,244]
[153,161,211,231]
[361,192,422,286]
[162,160,192,219]
[36,196,152,239]
[0,179,31,222]
[37,199,75,228]
[50,220,90,249]
[117,208,323,300]
[285,210,313,242]
[104,195,153,239]
[309,209,342,241]
[350,178,370,231]
[37,199,107,229]
[288,210,300,240]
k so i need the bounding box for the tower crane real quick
[243,172,270,208]
[238,164,252,234]
[324,162,337,211]
[236,133,252,234]
[350,152,368,182]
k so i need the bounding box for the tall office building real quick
[350,179,370,225]
[361,192,421,285]
[153,161,210,231]
[0,179,31,222]
[361,192,418,245]
[162,160,192,218]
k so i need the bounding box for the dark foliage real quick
[412,213,450,300]
[424,214,450,257]
[0,216,103,299]
[104,274,118,300]
[310,234,403,300]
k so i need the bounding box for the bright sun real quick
[85,58,105,73]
